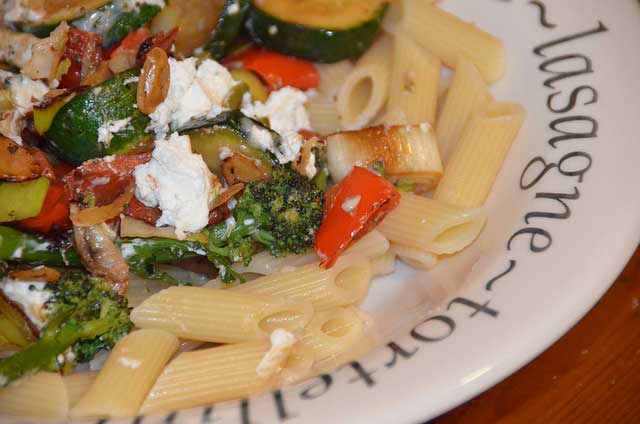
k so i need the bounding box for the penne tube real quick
[306,92,341,135]
[231,256,372,310]
[400,2,505,82]
[131,287,314,342]
[63,371,98,408]
[327,123,443,191]
[281,306,372,384]
[336,36,393,130]
[370,249,397,277]
[434,102,525,208]
[0,372,68,418]
[140,340,288,414]
[70,329,180,418]
[316,60,355,98]
[392,243,439,270]
[377,192,487,255]
[387,30,441,125]
[436,57,490,162]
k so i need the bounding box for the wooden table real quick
[432,245,640,424]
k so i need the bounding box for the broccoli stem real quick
[0,227,206,282]
[0,316,110,387]
[0,226,81,267]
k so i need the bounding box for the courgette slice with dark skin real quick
[245,0,389,63]
[73,0,163,48]
[205,0,250,60]
[179,110,275,175]
[15,0,162,46]
[45,69,153,165]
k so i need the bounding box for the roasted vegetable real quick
[245,0,388,63]
[205,166,324,282]
[72,0,163,47]
[326,124,443,191]
[182,110,275,176]
[0,227,205,282]
[46,69,153,165]
[0,272,132,386]
[205,0,250,60]
[315,167,400,267]
[0,178,51,223]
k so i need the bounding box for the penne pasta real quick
[63,371,98,408]
[336,36,393,130]
[231,256,372,310]
[282,306,372,384]
[70,329,180,418]
[378,192,487,255]
[370,249,397,277]
[392,243,439,270]
[400,2,505,82]
[140,340,287,414]
[436,57,490,162]
[0,372,68,418]
[386,30,441,125]
[306,92,342,135]
[316,60,355,99]
[131,287,314,342]
[326,123,443,190]
[434,102,525,208]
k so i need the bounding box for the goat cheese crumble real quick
[133,133,220,239]
[256,329,297,377]
[1,279,52,329]
[0,72,48,144]
[97,118,132,148]
[242,86,311,135]
[148,58,237,138]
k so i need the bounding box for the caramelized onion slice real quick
[71,184,134,227]
[120,216,208,244]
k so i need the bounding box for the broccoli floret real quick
[205,167,324,283]
[0,273,132,387]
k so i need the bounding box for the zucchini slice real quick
[73,0,163,47]
[245,0,388,63]
[46,70,153,165]
[16,0,162,46]
[179,110,275,174]
[205,0,250,60]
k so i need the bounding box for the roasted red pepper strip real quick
[64,153,151,205]
[63,153,162,223]
[226,48,319,91]
[315,167,400,268]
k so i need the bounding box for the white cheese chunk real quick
[1,279,52,329]
[247,87,311,135]
[0,72,48,144]
[97,118,132,148]
[133,132,219,239]
[256,329,297,378]
[148,58,237,137]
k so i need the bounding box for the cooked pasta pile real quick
[0,0,524,418]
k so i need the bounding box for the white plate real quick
[11,0,640,423]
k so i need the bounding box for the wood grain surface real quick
[431,245,640,424]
